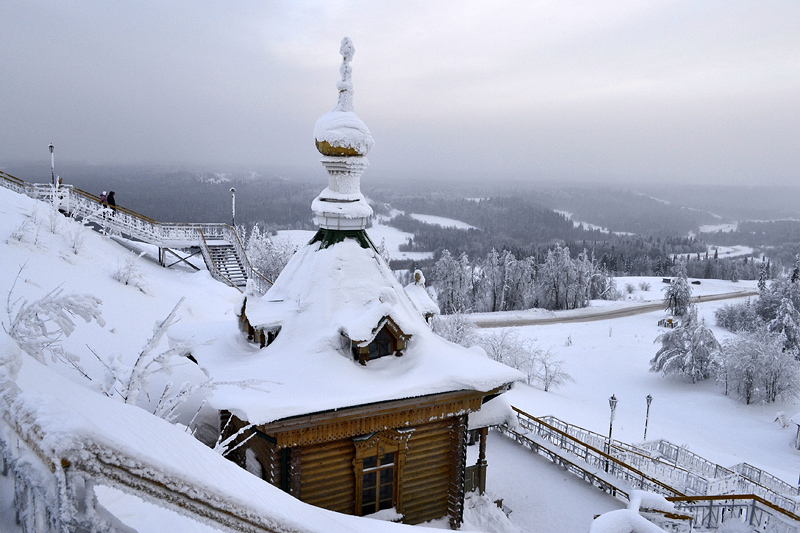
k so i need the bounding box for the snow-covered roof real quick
[404,278,440,317]
[183,237,523,425]
[468,395,517,430]
[791,412,800,426]
[0,338,419,533]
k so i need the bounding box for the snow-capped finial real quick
[336,37,355,112]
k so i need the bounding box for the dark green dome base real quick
[309,228,378,252]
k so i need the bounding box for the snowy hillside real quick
[2,186,799,532]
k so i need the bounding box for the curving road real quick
[474,290,758,329]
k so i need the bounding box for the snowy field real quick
[484,283,800,489]
[409,213,477,230]
[1,186,797,532]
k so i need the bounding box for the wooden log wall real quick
[297,438,356,514]
[402,419,458,525]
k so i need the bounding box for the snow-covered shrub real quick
[3,270,105,365]
[431,313,478,348]
[65,216,89,255]
[625,283,636,294]
[112,251,148,293]
[531,348,573,392]
[651,305,720,383]
[715,300,759,332]
[639,281,651,291]
[479,330,572,391]
[480,330,536,384]
[718,327,800,404]
[8,218,34,243]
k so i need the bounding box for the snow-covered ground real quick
[489,286,800,487]
[409,213,477,230]
[2,186,798,532]
[709,245,754,258]
[554,210,611,233]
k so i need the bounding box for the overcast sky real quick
[2,1,799,186]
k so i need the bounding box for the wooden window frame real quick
[353,429,412,517]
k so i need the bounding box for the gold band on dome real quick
[315,139,364,157]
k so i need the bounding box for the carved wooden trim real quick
[259,389,495,448]
[352,429,412,516]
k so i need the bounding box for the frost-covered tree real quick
[651,305,720,383]
[244,224,295,282]
[430,313,478,348]
[432,249,472,313]
[718,328,800,404]
[480,329,537,385]
[479,330,572,391]
[758,262,769,292]
[532,349,574,392]
[663,264,692,316]
[769,297,800,358]
[715,300,759,333]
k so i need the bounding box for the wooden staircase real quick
[206,243,247,288]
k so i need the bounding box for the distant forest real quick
[5,162,796,279]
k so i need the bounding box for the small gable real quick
[343,316,410,366]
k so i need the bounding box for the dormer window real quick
[368,329,395,361]
[345,317,410,366]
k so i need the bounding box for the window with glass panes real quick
[360,451,395,515]
[368,329,394,360]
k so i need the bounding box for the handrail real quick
[511,406,800,528]
[223,224,274,293]
[199,227,243,292]
[499,425,631,502]
[668,493,800,522]
[0,173,273,294]
[509,406,685,498]
[538,412,798,509]
[1,401,283,532]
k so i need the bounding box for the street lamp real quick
[644,394,653,441]
[606,394,618,472]
[230,188,236,227]
[48,144,55,186]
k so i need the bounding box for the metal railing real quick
[668,495,800,533]
[509,407,800,530]
[508,407,684,499]
[0,172,272,294]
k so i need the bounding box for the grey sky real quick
[2,1,798,185]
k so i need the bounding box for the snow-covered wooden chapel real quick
[197,38,523,528]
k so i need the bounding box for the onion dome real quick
[313,37,374,157]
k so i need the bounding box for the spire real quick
[336,37,355,113]
[311,38,374,233]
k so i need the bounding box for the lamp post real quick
[230,188,236,227]
[48,144,55,186]
[606,394,617,472]
[644,394,653,441]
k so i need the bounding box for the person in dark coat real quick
[107,191,116,214]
